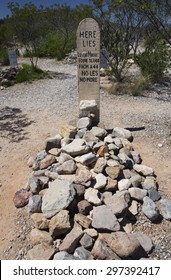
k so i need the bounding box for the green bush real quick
[15,63,48,83]
[38,32,76,60]
[0,46,10,66]
[135,41,170,82]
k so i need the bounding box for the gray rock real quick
[57,160,76,174]
[133,164,154,176]
[49,210,71,238]
[130,151,142,164]
[105,177,118,192]
[28,195,42,214]
[73,184,85,197]
[57,153,73,164]
[93,157,107,173]
[77,200,93,215]
[39,155,56,170]
[90,126,107,138]
[128,174,142,188]
[74,168,92,185]
[104,191,131,216]
[108,143,119,154]
[27,176,42,194]
[53,251,78,260]
[147,187,161,201]
[142,196,160,221]
[27,243,55,260]
[77,117,92,129]
[118,179,130,191]
[59,222,83,253]
[129,187,147,201]
[158,199,171,220]
[112,127,133,141]
[84,188,102,206]
[77,128,87,138]
[129,200,139,215]
[83,131,99,143]
[94,173,107,190]
[61,139,89,156]
[45,135,61,152]
[80,233,94,249]
[118,153,133,169]
[133,232,153,253]
[92,205,120,231]
[142,176,157,190]
[42,179,75,218]
[79,100,97,112]
[84,228,98,238]
[60,124,77,138]
[91,238,120,260]
[74,246,94,260]
[33,150,47,170]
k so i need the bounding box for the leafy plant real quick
[15,63,48,83]
[0,46,10,66]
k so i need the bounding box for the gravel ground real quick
[0,58,171,260]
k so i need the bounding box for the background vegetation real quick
[0,0,171,87]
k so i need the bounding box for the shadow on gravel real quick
[0,106,35,142]
[47,71,76,80]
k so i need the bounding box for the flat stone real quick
[40,155,56,170]
[91,238,120,260]
[30,213,49,230]
[28,195,42,214]
[107,159,120,167]
[94,173,107,190]
[105,166,121,180]
[30,228,53,246]
[53,251,77,260]
[13,188,31,208]
[92,205,120,231]
[142,196,160,221]
[75,152,96,165]
[93,157,107,173]
[105,177,118,192]
[27,243,55,260]
[74,213,92,228]
[112,127,133,141]
[42,179,75,218]
[100,232,142,259]
[77,117,92,129]
[74,246,94,260]
[60,124,77,138]
[59,222,83,253]
[84,228,98,238]
[77,200,93,215]
[84,188,102,206]
[104,191,131,216]
[129,187,147,201]
[80,233,94,249]
[61,139,89,156]
[118,179,130,191]
[133,164,154,176]
[57,160,76,174]
[133,232,153,253]
[49,210,71,238]
[90,126,107,138]
[158,199,171,220]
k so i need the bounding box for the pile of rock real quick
[13,100,171,260]
[0,67,19,89]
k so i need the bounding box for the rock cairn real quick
[0,67,19,89]
[14,100,171,260]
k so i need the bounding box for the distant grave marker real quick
[77,18,100,124]
[8,49,17,67]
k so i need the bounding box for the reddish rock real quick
[13,188,31,208]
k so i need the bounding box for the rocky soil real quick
[0,58,171,259]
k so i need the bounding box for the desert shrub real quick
[15,63,48,83]
[38,32,76,60]
[135,41,170,82]
[0,46,10,66]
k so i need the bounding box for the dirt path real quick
[0,58,171,259]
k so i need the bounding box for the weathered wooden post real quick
[77,18,100,125]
